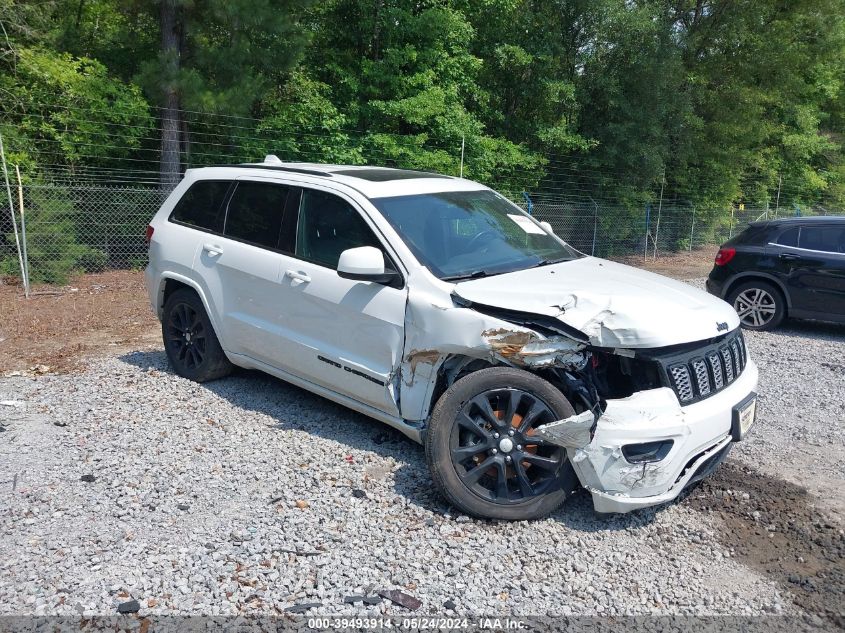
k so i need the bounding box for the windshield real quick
[371,190,581,280]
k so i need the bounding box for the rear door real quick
[272,186,407,415]
[161,179,231,282]
[194,177,301,366]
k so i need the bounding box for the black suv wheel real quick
[727,280,785,331]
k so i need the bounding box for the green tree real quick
[0,47,151,168]
[304,0,544,192]
[134,0,311,186]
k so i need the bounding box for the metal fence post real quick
[729,206,734,238]
[689,206,695,251]
[589,196,598,256]
[652,168,665,259]
[0,133,26,292]
[644,203,650,260]
[15,166,30,297]
[522,192,533,215]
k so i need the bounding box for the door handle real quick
[285,270,311,283]
[779,253,799,261]
[202,243,223,256]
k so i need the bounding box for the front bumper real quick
[568,359,758,514]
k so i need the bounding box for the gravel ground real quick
[0,280,843,620]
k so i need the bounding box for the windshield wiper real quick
[441,270,496,282]
[533,257,570,268]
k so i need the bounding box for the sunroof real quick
[333,168,450,182]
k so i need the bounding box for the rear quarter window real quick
[170,180,231,232]
[727,224,770,245]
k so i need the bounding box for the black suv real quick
[706,216,845,331]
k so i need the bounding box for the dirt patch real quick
[612,245,718,280]
[0,270,159,373]
[688,461,844,623]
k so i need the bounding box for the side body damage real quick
[397,273,593,426]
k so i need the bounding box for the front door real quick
[274,186,406,415]
[787,223,845,317]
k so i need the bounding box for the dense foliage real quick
[2,0,843,202]
[0,0,843,281]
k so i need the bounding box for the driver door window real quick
[295,189,387,269]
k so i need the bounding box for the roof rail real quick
[213,161,335,177]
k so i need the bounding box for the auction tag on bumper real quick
[731,392,757,441]
[507,214,546,234]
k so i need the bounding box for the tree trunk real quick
[160,0,181,189]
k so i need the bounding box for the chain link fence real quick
[524,197,840,260]
[1,181,166,285]
[0,175,842,287]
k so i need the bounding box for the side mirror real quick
[539,221,554,234]
[337,246,398,284]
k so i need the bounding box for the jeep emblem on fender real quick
[717,321,729,332]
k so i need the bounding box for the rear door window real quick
[224,181,290,249]
[799,225,845,254]
[775,227,799,247]
[170,180,231,232]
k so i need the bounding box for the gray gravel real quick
[1,283,843,617]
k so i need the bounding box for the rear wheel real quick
[425,367,578,520]
[727,280,786,331]
[162,288,233,382]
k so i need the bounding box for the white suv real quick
[145,157,759,520]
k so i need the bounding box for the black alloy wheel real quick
[450,389,565,504]
[425,366,578,520]
[165,301,208,371]
[161,287,233,382]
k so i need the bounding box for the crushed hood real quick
[453,257,739,348]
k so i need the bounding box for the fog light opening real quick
[622,440,674,464]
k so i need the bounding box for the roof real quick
[190,156,486,199]
[751,215,845,226]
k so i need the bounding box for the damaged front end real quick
[401,279,757,514]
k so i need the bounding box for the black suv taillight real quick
[714,247,736,266]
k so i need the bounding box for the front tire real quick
[727,280,786,331]
[162,288,233,382]
[425,367,579,520]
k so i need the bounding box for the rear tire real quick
[425,367,579,520]
[727,280,786,331]
[162,288,233,382]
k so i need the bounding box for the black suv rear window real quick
[727,224,769,245]
[170,180,230,231]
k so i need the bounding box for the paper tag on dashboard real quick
[507,214,545,234]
